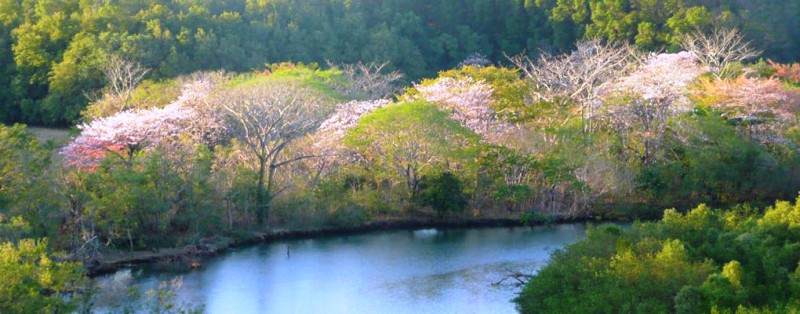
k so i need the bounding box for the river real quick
[92,223,589,313]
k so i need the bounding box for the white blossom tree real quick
[600,52,706,165]
[317,99,392,142]
[174,71,229,146]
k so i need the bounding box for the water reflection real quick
[94,224,589,313]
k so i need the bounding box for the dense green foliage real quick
[417,171,469,218]
[0,237,86,313]
[516,198,800,313]
[344,101,480,196]
[1,0,799,126]
[636,112,800,213]
[0,124,57,237]
[0,126,88,312]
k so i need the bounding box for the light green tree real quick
[345,101,480,196]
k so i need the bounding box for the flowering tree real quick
[318,99,391,142]
[769,60,800,84]
[63,72,228,169]
[413,77,511,142]
[300,99,392,184]
[600,52,706,165]
[458,53,492,68]
[607,52,706,112]
[61,103,195,168]
[696,76,799,122]
[174,72,229,146]
[694,76,800,143]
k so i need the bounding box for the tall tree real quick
[214,82,329,225]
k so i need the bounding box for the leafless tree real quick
[680,28,761,79]
[212,82,330,225]
[509,41,644,132]
[331,61,404,100]
[84,54,151,118]
[102,54,150,108]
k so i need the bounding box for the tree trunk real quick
[263,161,278,225]
[127,229,134,253]
[256,156,268,226]
[227,207,233,230]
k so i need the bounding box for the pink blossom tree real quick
[63,72,229,169]
[412,77,512,142]
[697,76,798,122]
[300,99,391,185]
[61,103,195,169]
[770,60,800,84]
[695,76,800,143]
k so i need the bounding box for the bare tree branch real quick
[679,28,761,79]
[83,54,151,119]
[509,41,644,132]
[330,61,404,100]
[212,82,331,224]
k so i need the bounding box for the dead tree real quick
[492,267,535,288]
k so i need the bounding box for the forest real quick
[2,0,800,312]
[0,0,799,126]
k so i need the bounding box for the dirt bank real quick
[89,216,592,276]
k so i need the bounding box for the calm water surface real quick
[94,224,588,314]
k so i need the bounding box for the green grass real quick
[27,127,71,147]
[225,65,349,102]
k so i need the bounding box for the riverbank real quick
[89,215,596,276]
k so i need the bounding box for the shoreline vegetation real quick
[516,196,800,313]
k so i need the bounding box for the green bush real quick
[417,171,468,218]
